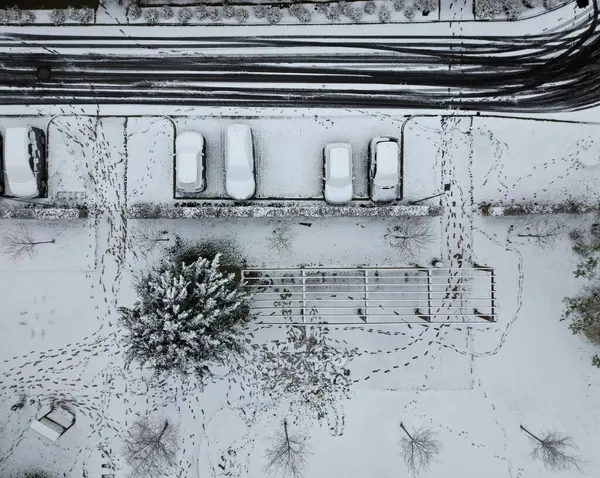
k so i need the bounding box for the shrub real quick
[253,5,268,18]
[266,6,283,23]
[160,5,174,19]
[143,8,159,24]
[178,7,193,24]
[22,11,36,23]
[523,0,542,6]
[393,0,406,11]
[403,3,417,19]
[223,4,235,18]
[50,9,66,24]
[504,0,524,19]
[364,1,377,14]
[118,249,252,381]
[315,3,329,14]
[348,6,364,20]
[378,4,391,21]
[296,6,312,22]
[564,288,600,345]
[475,0,504,18]
[234,7,249,23]
[208,8,221,21]
[0,10,7,24]
[6,6,22,21]
[339,0,352,15]
[326,3,341,19]
[129,4,142,20]
[196,4,208,19]
[289,3,302,17]
[415,0,438,11]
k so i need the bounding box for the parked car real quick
[323,143,353,205]
[175,131,206,194]
[225,124,255,200]
[2,127,46,199]
[369,136,400,203]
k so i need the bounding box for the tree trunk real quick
[400,422,413,441]
[520,425,542,443]
[32,239,56,245]
[157,420,169,442]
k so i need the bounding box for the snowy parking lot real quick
[127,113,406,203]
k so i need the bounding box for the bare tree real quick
[264,419,310,478]
[0,224,55,260]
[268,223,296,255]
[123,417,179,478]
[515,220,564,249]
[129,224,170,258]
[520,425,582,471]
[384,218,435,258]
[399,422,442,477]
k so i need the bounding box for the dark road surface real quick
[0,4,599,111]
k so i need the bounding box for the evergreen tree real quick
[119,254,252,381]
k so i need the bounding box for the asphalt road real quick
[0,4,598,111]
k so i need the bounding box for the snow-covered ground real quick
[1,108,600,478]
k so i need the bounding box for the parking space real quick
[126,114,406,203]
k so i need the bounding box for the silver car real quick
[369,136,400,203]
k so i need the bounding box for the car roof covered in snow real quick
[375,141,399,181]
[329,146,351,179]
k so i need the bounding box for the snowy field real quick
[1,110,600,478]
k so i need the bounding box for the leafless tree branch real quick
[0,224,55,260]
[123,417,179,478]
[400,422,442,477]
[520,425,582,471]
[515,220,564,249]
[264,419,310,478]
[268,223,296,256]
[385,218,435,258]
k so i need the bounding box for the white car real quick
[225,124,255,200]
[323,143,353,205]
[369,136,400,203]
[175,131,205,194]
[2,127,46,199]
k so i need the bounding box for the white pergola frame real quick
[243,266,496,325]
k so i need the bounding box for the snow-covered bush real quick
[177,7,193,24]
[6,6,22,22]
[22,11,36,23]
[129,4,142,20]
[50,9,66,24]
[234,7,249,23]
[68,7,93,23]
[315,3,329,15]
[0,10,7,24]
[118,251,252,380]
[504,0,524,19]
[223,4,235,18]
[523,0,542,6]
[403,3,417,19]
[208,7,221,21]
[347,6,364,21]
[253,5,268,18]
[475,0,504,18]
[393,0,406,11]
[266,6,283,23]
[196,4,208,19]
[364,1,377,14]
[415,0,438,12]
[378,4,391,21]
[326,3,341,20]
[144,8,159,24]
[243,326,358,419]
[160,5,174,19]
[296,6,312,22]
[339,0,352,15]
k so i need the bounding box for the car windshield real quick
[374,142,398,187]
[177,152,198,183]
[328,148,351,187]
